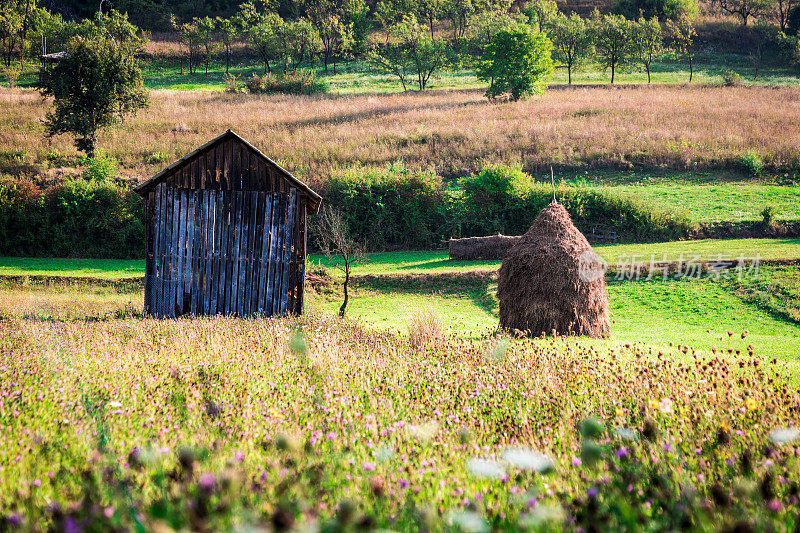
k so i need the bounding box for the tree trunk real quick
[689,55,693,82]
[339,263,350,317]
[610,62,615,84]
[568,63,572,85]
[225,47,229,75]
[647,64,651,84]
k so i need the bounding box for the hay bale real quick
[448,234,521,260]
[498,201,610,338]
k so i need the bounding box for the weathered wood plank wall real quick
[146,187,304,318]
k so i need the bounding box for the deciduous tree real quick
[477,24,553,100]
[40,26,148,157]
[592,12,634,84]
[631,16,663,83]
[313,206,367,318]
[548,12,592,85]
[666,12,697,81]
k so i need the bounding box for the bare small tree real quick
[313,206,367,318]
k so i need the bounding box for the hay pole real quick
[550,166,556,204]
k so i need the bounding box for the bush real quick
[0,176,144,258]
[245,70,327,95]
[739,151,765,176]
[456,164,535,237]
[722,70,743,86]
[223,73,243,93]
[761,204,776,226]
[314,165,448,250]
[82,149,118,182]
[456,165,696,241]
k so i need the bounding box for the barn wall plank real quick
[279,190,297,315]
[230,192,242,314]
[170,187,181,318]
[257,193,273,314]
[236,191,249,315]
[218,191,229,315]
[242,147,250,191]
[270,193,286,315]
[155,183,167,318]
[175,190,187,316]
[250,192,264,314]
[298,202,307,314]
[189,190,200,315]
[264,194,280,315]
[244,190,258,315]
[205,191,215,314]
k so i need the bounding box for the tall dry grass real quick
[2,85,800,184]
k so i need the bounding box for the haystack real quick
[497,201,610,337]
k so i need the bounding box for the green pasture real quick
[1,238,798,279]
[316,267,800,360]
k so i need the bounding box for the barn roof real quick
[134,129,321,213]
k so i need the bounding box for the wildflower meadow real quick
[2,311,799,531]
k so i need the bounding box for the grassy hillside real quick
[4,86,800,183]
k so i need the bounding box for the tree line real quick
[2,0,799,87]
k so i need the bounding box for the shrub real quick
[315,165,447,250]
[1,64,22,88]
[456,164,535,237]
[82,149,119,182]
[223,73,243,93]
[613,0,698,21]
[739,151,765,176]
[245,70,327,95]
[0,176,144,258]
[245,73,264,94]
[761,204,776,226]
[722,70,743,86]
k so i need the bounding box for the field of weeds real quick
[4,311,800,531]
[3,86,800,182]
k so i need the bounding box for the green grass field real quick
[316,270,800,360]
[2,238,798,279]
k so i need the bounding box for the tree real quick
[368,14,451,91]
[744,23,775,77]
[665,13,697,81]
[313,206,367,318]
[40,33,148,157]
[523,0,558,32]
[612,0,698,22]
[284,19,322,70]
[776,0,799,31]
[470,8,525,50]
[592,12,634,84]
[216,17,238,75]
[477,24,553,100]
[548,12,592,85]
[301,0,363,72]
[631,16,663,83]
[194,16,216,75]
[416,0,446,38]
[245,12,284,73]
[718,0,771,25]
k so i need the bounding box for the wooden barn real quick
[134,130,321,319]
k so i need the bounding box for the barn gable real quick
[134,129,321,214]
